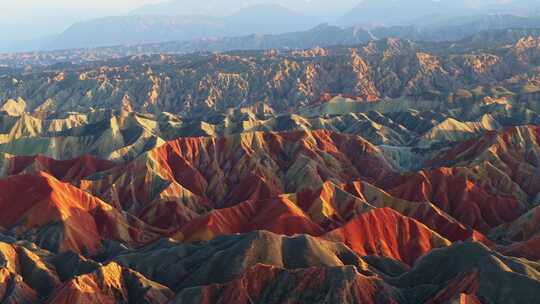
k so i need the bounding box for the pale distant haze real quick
[0,0,355,44]
[1,0,539,52]
[0,0,161,42]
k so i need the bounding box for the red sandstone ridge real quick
[383,167,525,232]
[173,196,324,242]
[47,262,173,304]
[344,181,492,246]
[172,180,372,241]
[0,268,38,303]
[324,208,451,265]
[501,235,540,260]
[173,263,401,304]
[2,154,115,183]
[84,130,395,229]
[495,205,540,260]
[0,172,161,255]
[424,271,482,304]
[427,125,540,197]
[171,179,492,247]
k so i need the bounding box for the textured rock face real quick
[383,167,526,232]
[324,208,451,265]
[172,264,403,304]
[0,32,539,303]
[1,32,540,116]
[47,262,174,304]
[0,172,161,255]
[82,129,395,230]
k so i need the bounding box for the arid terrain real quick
[0,27,539,303]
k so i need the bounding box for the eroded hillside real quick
[0,32,539,303]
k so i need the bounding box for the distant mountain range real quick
[43,4,321,51]
[5,0,540,53]
[341,0,540,26]
[3,15,540,67]
[379,14,540,42]
[130,0,359,18]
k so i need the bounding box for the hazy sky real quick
[0,0,161,21]
[0,0,358,44]
[0,0,534,46]
[0,0,162,42]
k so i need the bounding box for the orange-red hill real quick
[0,172,161,255]
[324,208,451,265]
[47,262,173,304]
[2,154,115,183]
[173,196,324,242]
[173,263,401,304]
[84,130,396,229]
[383,167,524,232]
